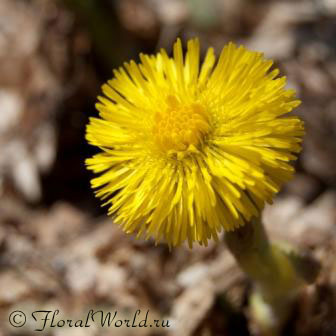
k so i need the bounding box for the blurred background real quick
[1,0,336,335]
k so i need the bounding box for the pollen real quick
[153,95,209,152]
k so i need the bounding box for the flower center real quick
[153,95,209,152]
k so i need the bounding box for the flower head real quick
[86,38,303,247]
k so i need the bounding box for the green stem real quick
[225,217,319,334]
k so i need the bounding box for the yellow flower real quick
[86,38,303,247]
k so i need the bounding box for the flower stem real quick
[224,217,319,334]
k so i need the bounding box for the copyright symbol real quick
[9,311,26,328]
